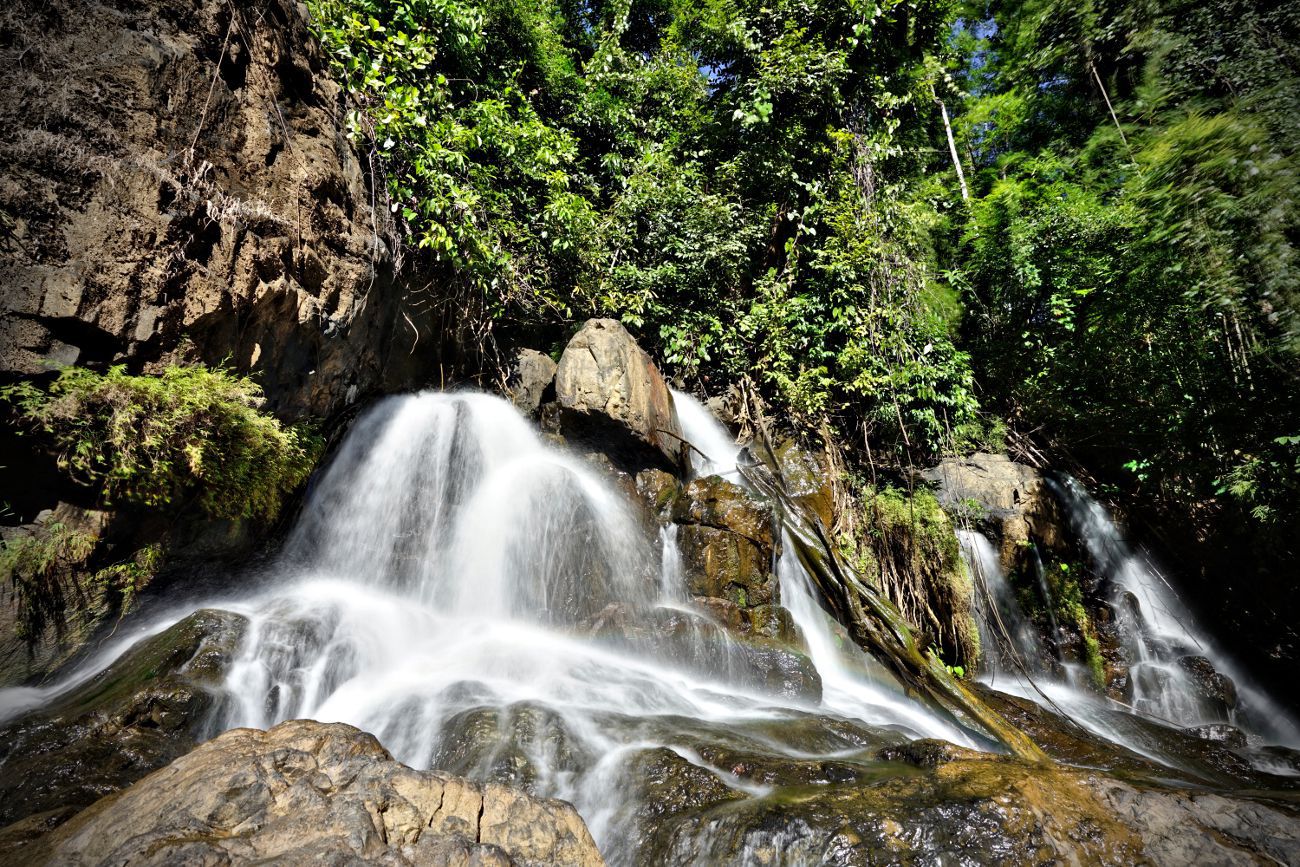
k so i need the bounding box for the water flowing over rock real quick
[1050,476,1300,745]
[555,319,686,469]
[956,475,1300,777]
[8,719,604,866]
[0,609,246,826]
[5,366,1300,862]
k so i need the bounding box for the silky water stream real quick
[1,390,969,864]
[959,479,1300,776]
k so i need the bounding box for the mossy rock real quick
[677,525,775,608]
[692,598,800,644]
[672,476,774,549]
[772,438,836,531]
[0,608,247,827]
[635,468,681,524]
[634,741,1300,866]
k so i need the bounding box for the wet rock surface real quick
[0,503,115,686]
[634,468,681,524]
[672,476,781,619]
[6,719,605,867]
[693,597,799,643]
[433,701,594,794]
[974,684,1300,791]
[678,524,774,607]
[766,438,836,530]
[0,609,246,827]
[632,734,1300,866]
[672,476,775,549]
[1179,654,1239,717]
[584,603,821,702]
[1186,723,1248,748]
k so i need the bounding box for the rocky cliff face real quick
[0,0,448,686]
[0,0,434,420]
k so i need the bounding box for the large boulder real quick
[923,452,1063,571]
[6,719,605,866]
[555,319,685,470]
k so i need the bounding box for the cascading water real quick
[1049,476,1300,747]
[671,389,971,745]
[2,389,973,864]
[956,476,1300,774]
[957,530,1044,680]
[670,388,742,479]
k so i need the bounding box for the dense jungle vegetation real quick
[307,0,1299,559]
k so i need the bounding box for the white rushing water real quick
[671,388,742,479]
[957,478,1300,769]
[672,388,970,745]
[0,389,969,864]
[957,529,1045,681]
[1049,476,1300,747]
[12,387,1298,861]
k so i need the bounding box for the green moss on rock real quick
[841,486,980,669]
[4,364,322,521]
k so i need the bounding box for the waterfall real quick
[956,530,1043,680]
[957,475,1300,769]
[670,388,971,744]
[1,389,971,864]
[1049,476,1300,747]
[11,388,1299,861]
[670,388,741,479]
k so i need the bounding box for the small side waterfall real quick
[670,388,742,478]
[670,389,971,744]
[958,475,1300,770]
[957,530,1043,679]
[1050,476,1300,747]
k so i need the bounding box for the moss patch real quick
[1,524,164,645]
[840,485,980,669]
[4,364,322,521]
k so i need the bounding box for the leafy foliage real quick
[0,523,163,643]
[0,523,96,641]
[944,0,1300,543]
[307,0,983,456]
[841,485,980,667]
[3,366,322,522]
